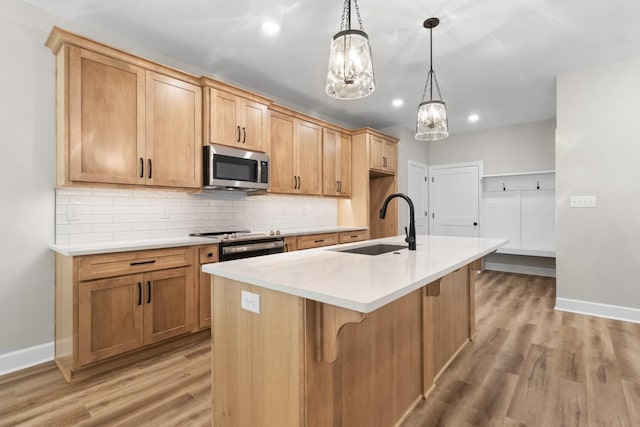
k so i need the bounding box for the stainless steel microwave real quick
[203,144,269,191]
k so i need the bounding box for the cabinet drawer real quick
[339,230,369,243]
[199,244,220,264]
[297,233,338,250]
[78,247,194,281]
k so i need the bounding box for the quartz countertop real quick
[203,235,507,313]
[49,226,369,256]
[49,236,219,256]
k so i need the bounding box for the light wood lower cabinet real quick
[286,230,368,251]
[211,259,481,426]
[197,244,219,329]
[78,274,144,366]
[55,246,197,382]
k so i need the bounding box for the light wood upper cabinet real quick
[146,72,202,188]
[369,134,397,175]
[51,34,202,190]
[68,47,146,185]
[269,111,322,195]
[205,86,269,153]
[269,111,296,193]
[295,119,323,195]
[323,128,352,197]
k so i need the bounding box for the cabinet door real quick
[68,46,145,185]
[239,99,267,152]
[269,111,296,193]
[295,119,322,195]
[383,141,397,173]
[338,132,352,196]
[322,128,339,196]
[146,72,202,188]
[78,274,144,366]
[143,267,194,345]
[369,136,384,171]
[199,270,212,329]
[209,88,240,147]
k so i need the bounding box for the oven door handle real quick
[222,241,285,255]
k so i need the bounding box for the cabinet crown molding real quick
[351,127,399,143]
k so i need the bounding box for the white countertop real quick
[48,226,369,256]
[49,236,219,256]
[203,235,507,313]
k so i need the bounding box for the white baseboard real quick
[0,341,54,377]
[555,298,640,324]
[483,261,556,278]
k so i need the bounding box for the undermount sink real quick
[333,244,407,256]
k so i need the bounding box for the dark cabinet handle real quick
[148,159,152,179]
[314,239,324,243]
[237,126,241,142]
[503,183,506,191]
[339,180,342,192]
[137,282,142,306]
[298,176,301,189]
[130,260,156,266]
[139,158,144,178]
[242,127,246,143]
[473,222,478,226]
[350,235,358,238]
[207,252,213,258]
[336,180,339,192]
[146,281,151,304]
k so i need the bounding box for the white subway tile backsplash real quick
[55,188,338,244]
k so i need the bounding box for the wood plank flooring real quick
[1,271,639,426]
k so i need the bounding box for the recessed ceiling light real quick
[392,99,404,107]
[468,114,480,122]
[262,21,280,35]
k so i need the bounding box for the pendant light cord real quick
[420,24,444,103]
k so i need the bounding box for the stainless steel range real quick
[189,230,285,261]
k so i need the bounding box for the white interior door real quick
[408,161,428,235]
[429,162,481,237]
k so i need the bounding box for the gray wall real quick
[0,0,56,354]
[381,126,429,236]
[428,119,556,174]
[556,56,640,309]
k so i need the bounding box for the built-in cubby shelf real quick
[481,171,556,258]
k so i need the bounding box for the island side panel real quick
[212,276,305,426]
[304,289,423,427]
[430,264,471,379]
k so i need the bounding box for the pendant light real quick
[326,0,375,99]
[415,17,449,141]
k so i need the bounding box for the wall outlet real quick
[570,195,597,208]
[241,290,260,314]
[160,208,171,220]
[67,206,79,221]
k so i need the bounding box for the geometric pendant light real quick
[326,0,376,99]
[415,17,449,141]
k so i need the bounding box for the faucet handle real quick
[404,226,408,238]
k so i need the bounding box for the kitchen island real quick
[203,235,506,426]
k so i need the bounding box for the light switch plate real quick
[241,290,260,314]
[570,195,597,208]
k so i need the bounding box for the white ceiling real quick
[24,0,640,134]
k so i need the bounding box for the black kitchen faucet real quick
[379,193,417,250]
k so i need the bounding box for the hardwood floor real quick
[1,271,639,426]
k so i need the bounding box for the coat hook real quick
[536,180,540,190]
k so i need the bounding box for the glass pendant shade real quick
[326,29,375,99]
[416,100,449,141]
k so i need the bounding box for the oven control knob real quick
[222,233,228,239]
[275,230,281,235]
[230,232,236,239]
[269,230,275,235]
